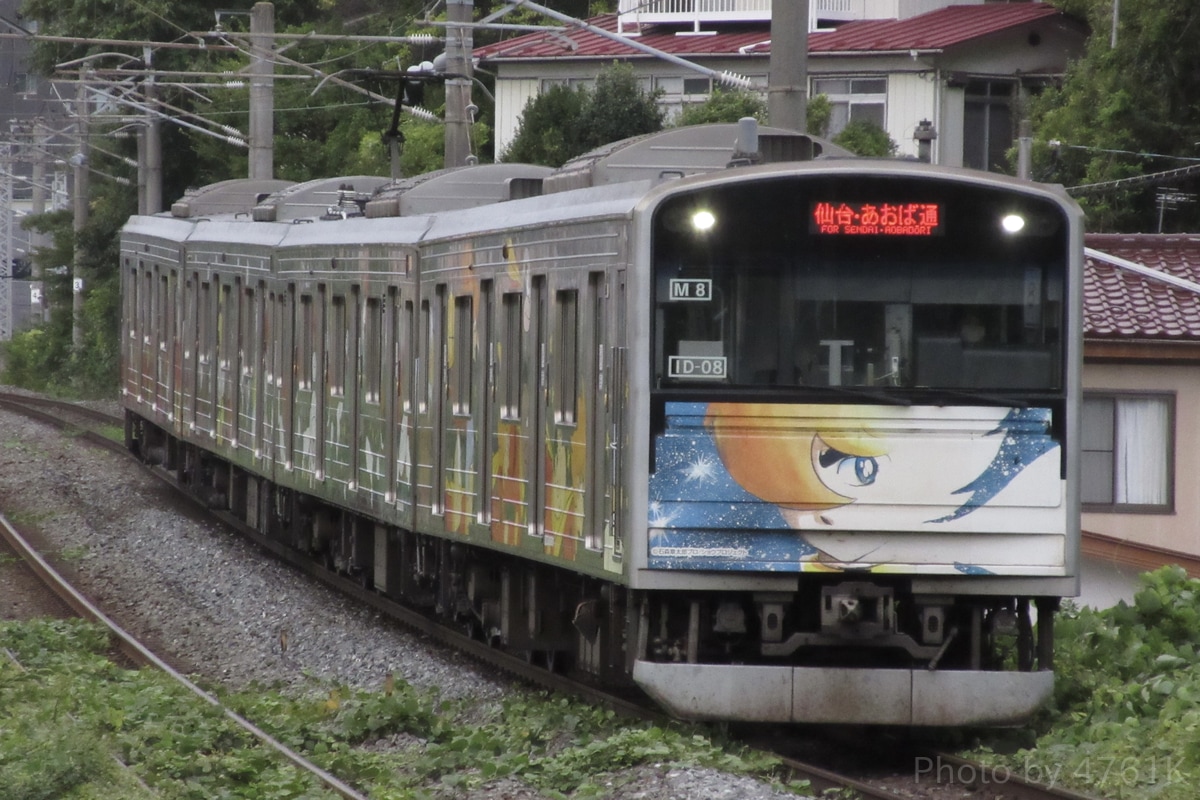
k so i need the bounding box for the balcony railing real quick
[615,0,906,32]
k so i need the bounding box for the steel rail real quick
[0,394,1113,800]
[0,402,371,800]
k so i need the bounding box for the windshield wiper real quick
[808,385,911,406]
[924,388,1029,408]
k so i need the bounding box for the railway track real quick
[0,391,1112,800]
[0,487,371,800]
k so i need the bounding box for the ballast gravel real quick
[0,397,804,800]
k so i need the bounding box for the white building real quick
[474,0,1087,169]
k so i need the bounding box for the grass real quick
[1,617,806,800]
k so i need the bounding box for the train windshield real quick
[651,173,1070,392]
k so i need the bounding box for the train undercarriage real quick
[128,411,1058,725]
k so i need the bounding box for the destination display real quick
[811,201,942,236]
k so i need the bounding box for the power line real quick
[1068,163,1200,197]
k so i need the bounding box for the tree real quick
[576,62,664,150]
[1027,0,1200,231]
[675,88,767,126]
[503,62,662,166]
[501,84,588,167]
[832,119,897,158]
[806,94,832,138]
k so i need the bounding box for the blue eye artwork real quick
[819,446,879,488]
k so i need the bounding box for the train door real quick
[265,288,293,471]
[529,275,548,539]
[443,289,476,533]
[184,273,202,434]
[415,286,447,524]
[161,269,177,429]
[234,281,257,458]
[139,267,154,404]
[478,281,494,524]
[490,288,528,545]
[251,281,267,467]
[198,277,219,437]
[609,269,627,572]
[324,282,359,497]
[356,289,391,506]
[585,271,608,555]
[216,279,239,446]
[395,295,417,528]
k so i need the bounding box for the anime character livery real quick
[631,162,1080,725]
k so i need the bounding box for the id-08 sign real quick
[668,355,726,380]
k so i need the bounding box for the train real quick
[120,122,1083,726]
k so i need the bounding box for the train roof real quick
[365,163,554,218]
[250,176,392,222]
[170,178,295,218]
[542,123,854,194]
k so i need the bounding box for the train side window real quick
[453,295,473,415]
[198,281,212,366]
[501,293,522,420]
[130,265,142,342]
[556,289,578,425]
[218,282,235,372]
[418,299,431,414]
[298,294,313,390]
[241,285,255,379]
[330,294,346,396]
[401,299,414,413]
[364,296,382,405]
[140,270,151,344]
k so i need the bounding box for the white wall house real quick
[474,1,1087,169]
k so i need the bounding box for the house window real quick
[655,76,712,97]
[15,73,37,95]
[1082,393,1173,511]
[811,77,886,137]
[964,80,1015,172]
[539,77,594,93]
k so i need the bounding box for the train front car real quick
[628,162,1083,726]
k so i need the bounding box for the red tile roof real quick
[1085,234,1200,341]
[807,3,1063,54]
[473,3,1067,62]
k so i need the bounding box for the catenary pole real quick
[768,0,808,133]
[72,76,89,349]
[249,2,275,180]
[443,0,474,168]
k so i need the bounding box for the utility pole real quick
[142,47,163,214]
[249,1,275,180]
[443,0,474,168]
[72,75,90,349]
[768,0,809,134]
[0,135,13,340]
[28,119,48,322]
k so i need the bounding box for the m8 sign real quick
[812,201,942,236]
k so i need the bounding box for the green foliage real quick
[502,84,589,166]
[832,119,897,157]
[1026,0,1200,231]
[503,61,663,167]
[577,61,664,149]
[975,566,1200,798]
[675,88,767,126]
[2,618,797,799]
[806,93,833,138]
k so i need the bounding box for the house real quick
[1,0,70,334]
[474,1,1087,169]
[1081,235,1200,595]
